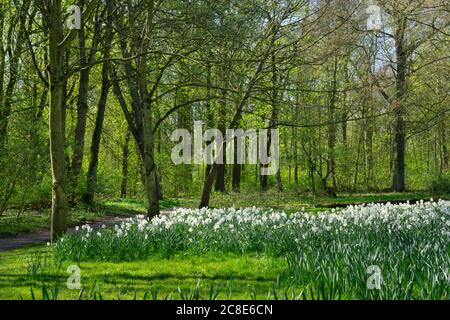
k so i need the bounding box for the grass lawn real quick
[0,245,287,300]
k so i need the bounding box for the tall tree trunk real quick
[364,97,374,189]
[71,35,89,193]
[441,120,449,171]
[293,131,299,186]
[139,1,160,218]
[113,0,160,217]
[141,93,160,218]
[215,87,227,193]
[82,2,113,204]
[71,4,101,196]
[260,166,269,191]
[232,137,241,192]
[294,156,299,186]
[204,61,215,182]
[47,0,69,241]
[392,18,408,192]
[327,57,338,193]
[261,50,283,192]
[82,62,110,205]
[200,164,216,208]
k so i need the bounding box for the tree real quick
[83,1,114,204]
[71,0,102,198]
[375,0,450,192]
[39,0,74,240]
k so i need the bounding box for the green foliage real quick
[430,175,450,195]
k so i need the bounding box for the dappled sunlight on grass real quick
[0,245,286,300]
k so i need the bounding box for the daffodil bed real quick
[49,200,450,299]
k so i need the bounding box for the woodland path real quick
[0,209,176,252]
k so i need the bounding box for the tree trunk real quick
[261,50,283,192]
[441,121,449,171]
[138,1,160,217]
[82,60,110,204]
[113,0,160,217]
[82,2,113,205]
[392,18,408,192]
[215,87,227,193]
[141,97,160,218]
[71,45,89,193]
[215,163,226,192]
[71,4,101,196]
[47,0,69,241]
[293,134,299,186]
[327,58,338,193]
[232,137,241,192]
[120,131,131,198]
[260,166,268,191]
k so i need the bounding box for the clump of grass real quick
[26,253,49,280]
[21,280,310,300]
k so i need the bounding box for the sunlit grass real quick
[0,245,286,300]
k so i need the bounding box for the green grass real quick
[0,245,287,300]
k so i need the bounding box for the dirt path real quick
[0,209,176,253]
